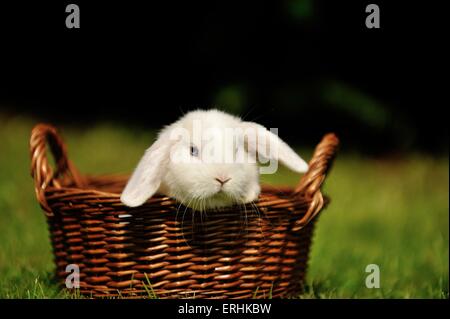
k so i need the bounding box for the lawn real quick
[0,114,448,298]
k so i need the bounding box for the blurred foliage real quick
[0,114,447,298]
[214,84,246,116]
[286,0,314,21]
[1,2,446,155]
[321,81,389,130]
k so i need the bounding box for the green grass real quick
[0,114,448,298]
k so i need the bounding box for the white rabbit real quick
[121,109,308,210]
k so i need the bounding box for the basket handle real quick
[292,133,339,231]
[30,124,85,216]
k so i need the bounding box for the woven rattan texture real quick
[30,124,339,298]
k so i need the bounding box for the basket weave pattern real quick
[30,124,339,298]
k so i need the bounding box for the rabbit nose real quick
[215,176,231,186]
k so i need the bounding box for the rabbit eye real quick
[190,145,199,157]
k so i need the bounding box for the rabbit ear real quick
[241,122,309,173]
[121,133,171,207]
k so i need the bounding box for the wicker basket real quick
[29,123,339,299]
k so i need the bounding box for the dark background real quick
[0,0,446,155]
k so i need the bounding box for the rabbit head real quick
[120,109,308,210]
